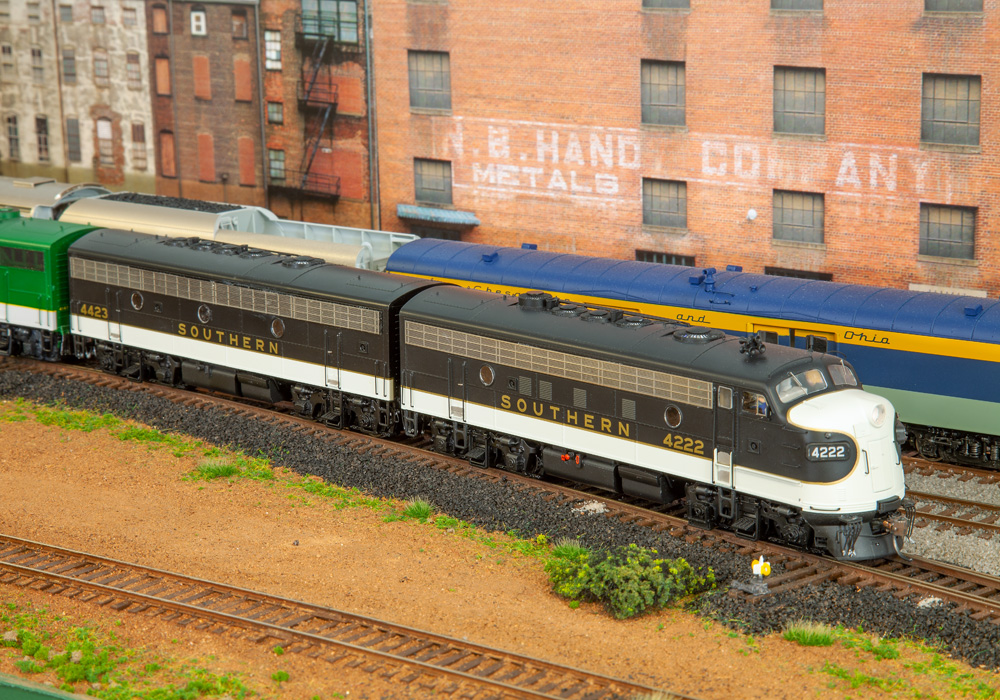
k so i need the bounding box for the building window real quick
[641,60,685,126]
[234,59,252,101]
[238,137,255,185]
[132,123,146,170]
[66,118,81,162]
[0,45,13,81]
[91,5,105,23]
[643,0,689,6]
[59,4,73,21]
[774,67,824,135]
[773,190,824,244]
[408,51,451,110]
[414,158,452,205]
[152,4,168,34]
[636,250,695,266]
[31,48,43,84]
[264,30,281,70]
[268,149,285,181]
[35,116,48,161]
[764,266,833,281]
[190,7,206,35]
[301,0,358,43]
[0,1,8,21]
[5,115,18,161]
[772,0,822,8]
[232,10,247,38]
[193,55,211,100]
[920,203,975,259]
[62,48,77,83]
[97,118,113,165]
[126,52,141,90]
[926,0,981,9]
[159,131,176,177]
[198,133,215,181]
[267,102,284,124]
[123,7,137,25]
[94,49,109,87]
[28,2,40,21]
[921,74,980,146]
[410,226,461,241]
[155,56,171,95]
[642,178,687,228]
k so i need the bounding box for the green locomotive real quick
[0,209,96,359]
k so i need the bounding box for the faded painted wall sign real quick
[451,118,640,204]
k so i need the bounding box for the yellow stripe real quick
[403,272,1000,363]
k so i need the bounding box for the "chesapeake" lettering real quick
[178,323,279,356]
[500,394,631,437]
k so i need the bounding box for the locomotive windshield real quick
[775,368,828,403]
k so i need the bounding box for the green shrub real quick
[402,499,433,521]
[783,620,835,647]
[545,543,714,619]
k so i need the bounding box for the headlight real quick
[869,403,887,428]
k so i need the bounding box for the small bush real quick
[191,459,241,480]
[783,620,835,647]
[402,499,433,521]
[545,543,714,619]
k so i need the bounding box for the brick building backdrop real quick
[371,0,1000,296]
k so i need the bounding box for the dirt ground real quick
[1,405,998,699]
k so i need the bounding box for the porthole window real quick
[197,304,212,324]
[479,364,495,386]
[130,291,144,311]
[664,404,682,428]
[270,318,285,338]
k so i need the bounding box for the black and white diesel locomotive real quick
[60,229,912,560]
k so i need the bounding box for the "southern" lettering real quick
[500,394,631,437]
[177,323,279,356]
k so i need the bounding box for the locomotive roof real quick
[69,229,439,307]
[0,210,96,249]
[388,238,1000,344]
[400,285,827,389]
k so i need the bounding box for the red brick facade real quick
[371,1,1000,295]
[260,0,373,228]
[150,1,266,206]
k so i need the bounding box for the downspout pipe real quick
[168,0,182,197]
[364,0,379,229]
[253,2,269,209]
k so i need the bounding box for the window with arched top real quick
[159,131,176,178]
[96,118,113,165]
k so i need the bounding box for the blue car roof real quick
[387,239,1000,342]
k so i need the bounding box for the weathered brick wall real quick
[155,2,266,206]
[372,0,1000,295]
[260,0,372,227]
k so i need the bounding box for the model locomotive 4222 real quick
[0,210,914,561]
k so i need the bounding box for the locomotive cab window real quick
[829,363,858,387]
[718,386,733,410]
[775,368,828,403]
[742,391,769,418]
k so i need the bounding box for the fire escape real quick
[271,8,360,199]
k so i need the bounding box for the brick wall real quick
[371,0,1000,295]
[153,1,266,206]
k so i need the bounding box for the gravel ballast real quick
[3,369,999,670]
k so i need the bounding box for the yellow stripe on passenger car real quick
[401,273,1000,363]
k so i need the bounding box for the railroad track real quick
[0,534,687,700]
[907,490,1000,537]
[5,358,1000,636]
